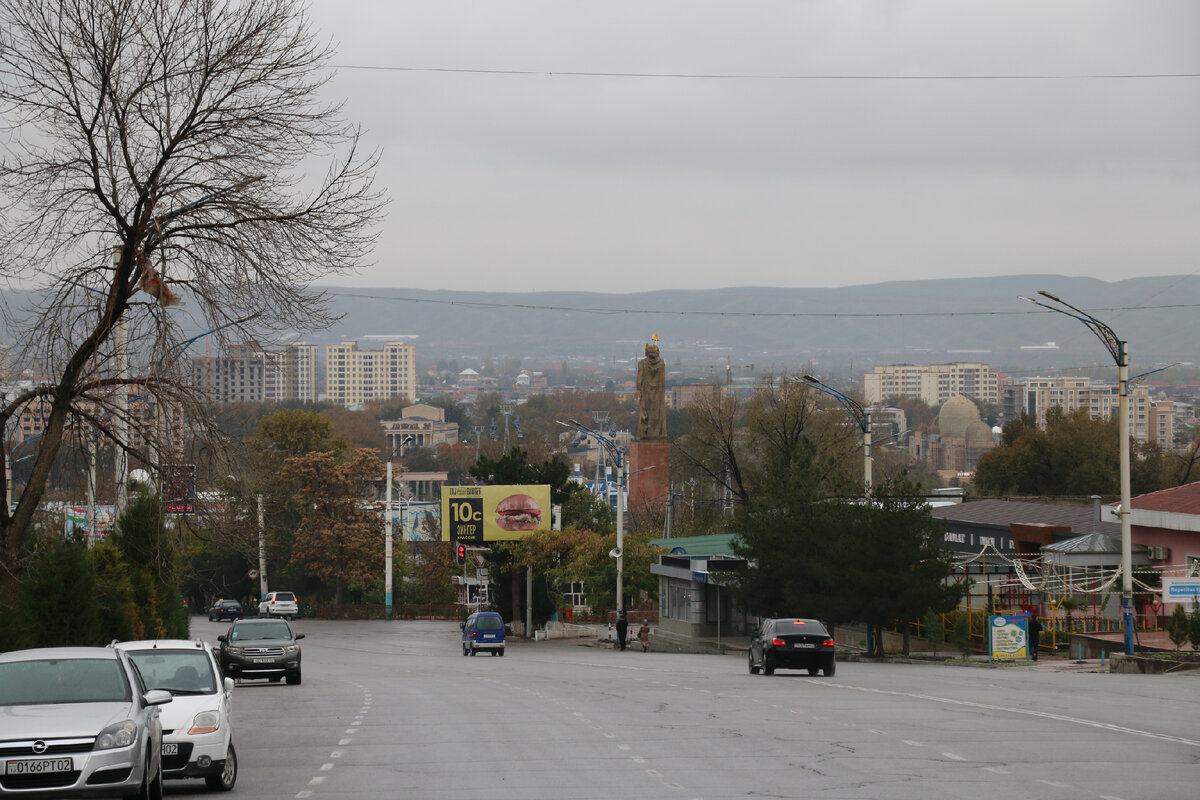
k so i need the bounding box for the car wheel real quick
[807,666,819,676]
[824,658,836,677]
[498,649,505,657]
[763,652,775,676]
[286,668,301,685]
[123,752,161,800]
[748,651,760,674]
[205,742,237,791]
[470,648,477,656]
[462,644,469,656]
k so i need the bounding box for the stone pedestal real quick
[628,440,670,515]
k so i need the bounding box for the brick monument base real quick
[628,440,670,515]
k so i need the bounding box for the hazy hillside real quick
[306,274,1199,374]
[4,274,1196,377]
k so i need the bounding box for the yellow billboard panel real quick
[441,485,551,543]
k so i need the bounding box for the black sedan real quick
[208,599,243,621]
[748,617,836,676]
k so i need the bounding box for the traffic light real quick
[456,544,467,565]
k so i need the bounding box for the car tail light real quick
[771,638,787,646]
[822,639,835,647]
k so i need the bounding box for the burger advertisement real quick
[441,485,551,543]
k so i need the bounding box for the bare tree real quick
[0,0,384,597]
[673,374,861,512]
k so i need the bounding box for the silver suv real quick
[258,590,298,619]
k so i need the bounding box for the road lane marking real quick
[984,766,1011,774]
[320,763,333,771]
[1040,780,1071,788]
[338,738,351,745]
[942,752,966,761]
[330,751,343,758]
[814,680,1200,748]
[308,776,325,785]
[903,740,924,747]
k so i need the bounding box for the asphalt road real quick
[181,618,1198,800]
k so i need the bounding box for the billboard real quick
[441,485,551,543]
[988,614,1030,662]
[65,505,116,541]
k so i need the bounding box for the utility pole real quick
[257,494,268,600]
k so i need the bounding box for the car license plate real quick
[794,643,815,648]
[253,657,275,663]
[6,758,73,775]
[161,743,179,756]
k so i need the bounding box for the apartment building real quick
[997,376,1175,447]
[863,363,998,406]
[190,342,317,404]
[325,341,416,408]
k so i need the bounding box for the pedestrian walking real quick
[616,611,629,651]
[637,619,650,652]
[1028,613,1043,661]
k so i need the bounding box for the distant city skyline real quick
[307,1,1199,292]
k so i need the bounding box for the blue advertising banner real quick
[988,614,1030,662]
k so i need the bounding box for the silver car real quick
[0,646,172,799]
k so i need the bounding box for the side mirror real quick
[294,633,305,640]
[459,621,466,630]
[224,677,235,693]
[217,634,227,643]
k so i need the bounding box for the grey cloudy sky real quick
[307,1,1199,293]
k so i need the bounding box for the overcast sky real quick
[306,1,1199,293]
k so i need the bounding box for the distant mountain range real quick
[303,274,1199,377]
[5,274,1196,379]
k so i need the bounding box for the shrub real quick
[1167,604,1190,650]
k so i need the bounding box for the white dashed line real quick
[307,776,325,785]
[942,752,966,761]
[903,740,924,747]
[1040,780,1072,788]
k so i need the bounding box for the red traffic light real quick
[456,544,467,565]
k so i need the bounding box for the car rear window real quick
[775,619,828,636]
[274,593,296,602]
[475,615,504,631]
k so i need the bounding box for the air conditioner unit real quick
[1147,546,1169,561]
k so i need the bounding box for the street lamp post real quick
[1019,291,1134,656]
[559,418,625,614]
[802,375,872,489]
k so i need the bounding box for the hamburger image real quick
[494,493,542,531]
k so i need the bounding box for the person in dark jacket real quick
[616,611,629,651]
[1028,614,1043,661]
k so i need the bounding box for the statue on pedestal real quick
[636,337,667,441]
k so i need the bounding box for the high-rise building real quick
[997,376,1175,446]
[325,341,416,407]
[190,342,317,404]
[864,362,998,406]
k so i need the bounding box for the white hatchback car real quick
[114,639,237,792]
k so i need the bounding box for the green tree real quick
[1189,601,1200,652]
[1166,603,1189,650]
[974,408,1170,496]
[951,613,973,660]
[848,478,964,655]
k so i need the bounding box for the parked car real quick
[257,590,298,619]
[114,638,238,792]
[748,618,837,676]
[460,611,506,656]
[0,646,172,798]
[217,617,304,684]
[208,599,243,622]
